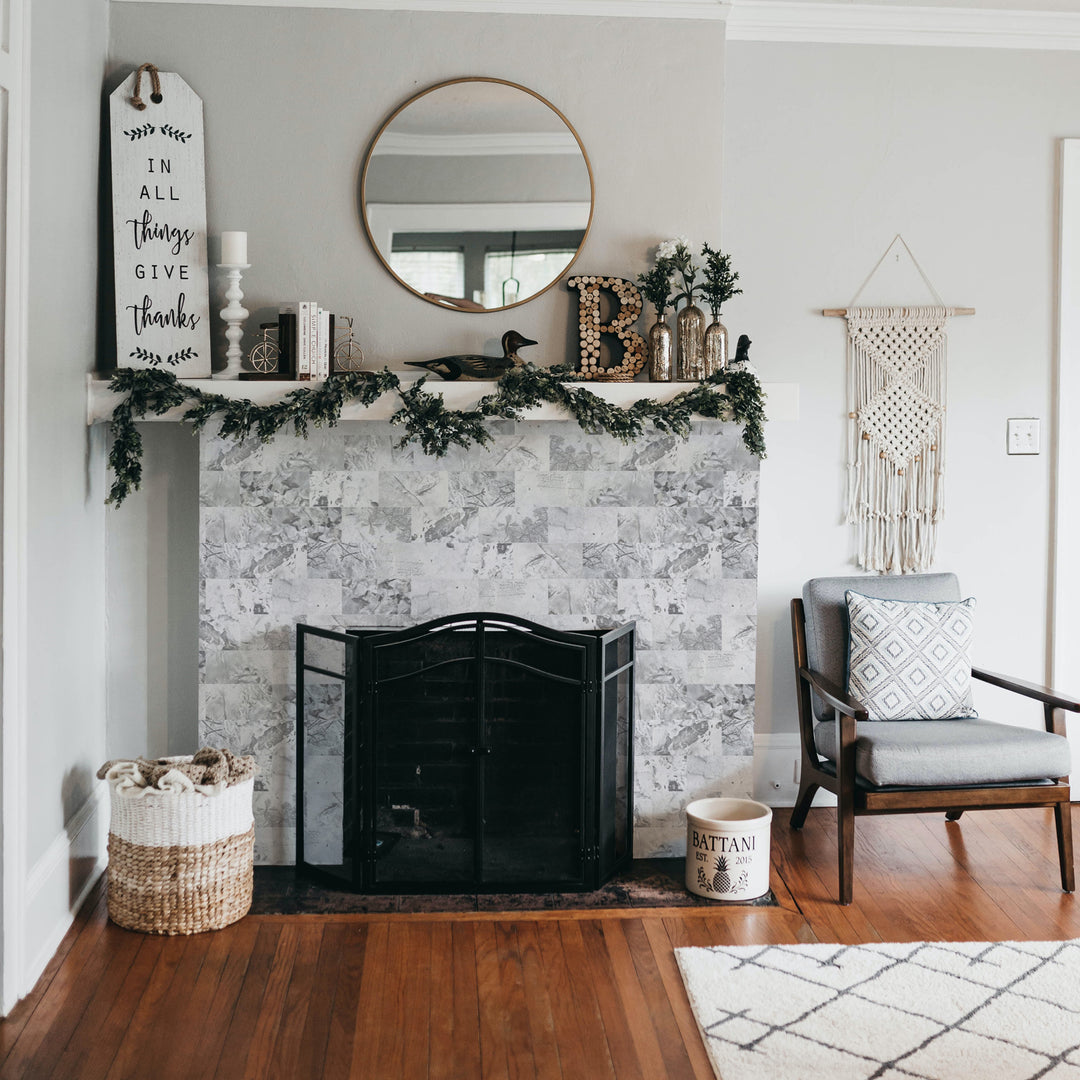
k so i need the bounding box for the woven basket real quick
[106,771,254,935]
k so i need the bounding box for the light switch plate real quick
[1007,417,1041,455]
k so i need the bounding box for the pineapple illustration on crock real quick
[713,855,731,893]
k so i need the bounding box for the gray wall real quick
[104,6,1080,808]
[106,424,200,759]
[108,6,724,363]
[28,0,109,860]
[722,42,1080,746]
[23,0,109,989]
[105,4,726,761]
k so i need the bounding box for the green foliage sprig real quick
[105,365,767,506]
[636,256,676,314]
[658,238,701,310]
[700,244,742,319]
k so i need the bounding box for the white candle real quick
[221,231,247,265]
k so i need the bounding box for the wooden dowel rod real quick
[822,306,975,317]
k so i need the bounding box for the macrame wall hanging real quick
[825,236,974,574]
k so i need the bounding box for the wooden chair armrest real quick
[971,667,1080,712]
[799,666,869,721]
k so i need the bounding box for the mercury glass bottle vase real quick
[703,316,729,377]
[676,301,706,381]
[648,310,673,381]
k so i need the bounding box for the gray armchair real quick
[791,573,1076,905]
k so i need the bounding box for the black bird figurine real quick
[733,334,752,367]
[406,330,538,381]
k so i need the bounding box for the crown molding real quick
[726,1,1080,49]
[109,0,732,18]
[110,0,1080,49]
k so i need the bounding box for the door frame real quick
[1,0,31,1014]
[1052,138,1080,779]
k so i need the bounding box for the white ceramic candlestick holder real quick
[217,263,251,379]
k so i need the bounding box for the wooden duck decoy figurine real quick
[405,330,537,381]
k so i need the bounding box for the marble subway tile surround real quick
[199,418,759,863]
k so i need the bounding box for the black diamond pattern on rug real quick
[677,939,1080,1080]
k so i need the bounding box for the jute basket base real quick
[107,825,254,935]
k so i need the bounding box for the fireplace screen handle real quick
[470,745,492,756]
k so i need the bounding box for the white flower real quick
[657,236,691,261]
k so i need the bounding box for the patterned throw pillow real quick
[845,590,977,721]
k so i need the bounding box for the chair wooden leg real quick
[837,794,855,906]
[790,776,819,830]
[1055,801,1074,892]
[945,810,963,822]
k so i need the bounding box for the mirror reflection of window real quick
[484,249,577,308]
[362,79,593,312]
[390,229,583,309]
[388,249,465,300]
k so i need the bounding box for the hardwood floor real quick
[4,806,1080,1079]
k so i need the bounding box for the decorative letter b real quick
[567,275,646,381]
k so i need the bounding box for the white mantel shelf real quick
[86,373,799,425]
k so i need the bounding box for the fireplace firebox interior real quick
[296,613,634,893]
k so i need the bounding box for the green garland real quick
[105,364,767,506]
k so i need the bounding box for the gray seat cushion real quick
[813,717,1071,787]
[803,573,961,722]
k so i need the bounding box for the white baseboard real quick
[21,783,108,1002]
[753,732,837,808]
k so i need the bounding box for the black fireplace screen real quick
[296,613,634,893]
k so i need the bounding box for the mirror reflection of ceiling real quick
[362,79,593,312]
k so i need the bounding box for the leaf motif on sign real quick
[124,124,156,140]
[160,124,192,144]
[129,346,195,367]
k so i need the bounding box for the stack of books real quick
[278,301,334,380]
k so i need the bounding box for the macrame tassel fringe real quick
[845,306,947,574]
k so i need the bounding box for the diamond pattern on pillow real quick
[846,590,977,721]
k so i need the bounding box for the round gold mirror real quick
[361,78,594,313]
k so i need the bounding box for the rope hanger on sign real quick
[823,235,974,574]
[129,63,163,110]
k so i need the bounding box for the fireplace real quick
[296,613,634,893]
[198,418,761,863]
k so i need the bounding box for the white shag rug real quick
[676,939,1080,1080]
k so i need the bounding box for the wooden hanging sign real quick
[110,65,212,377]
